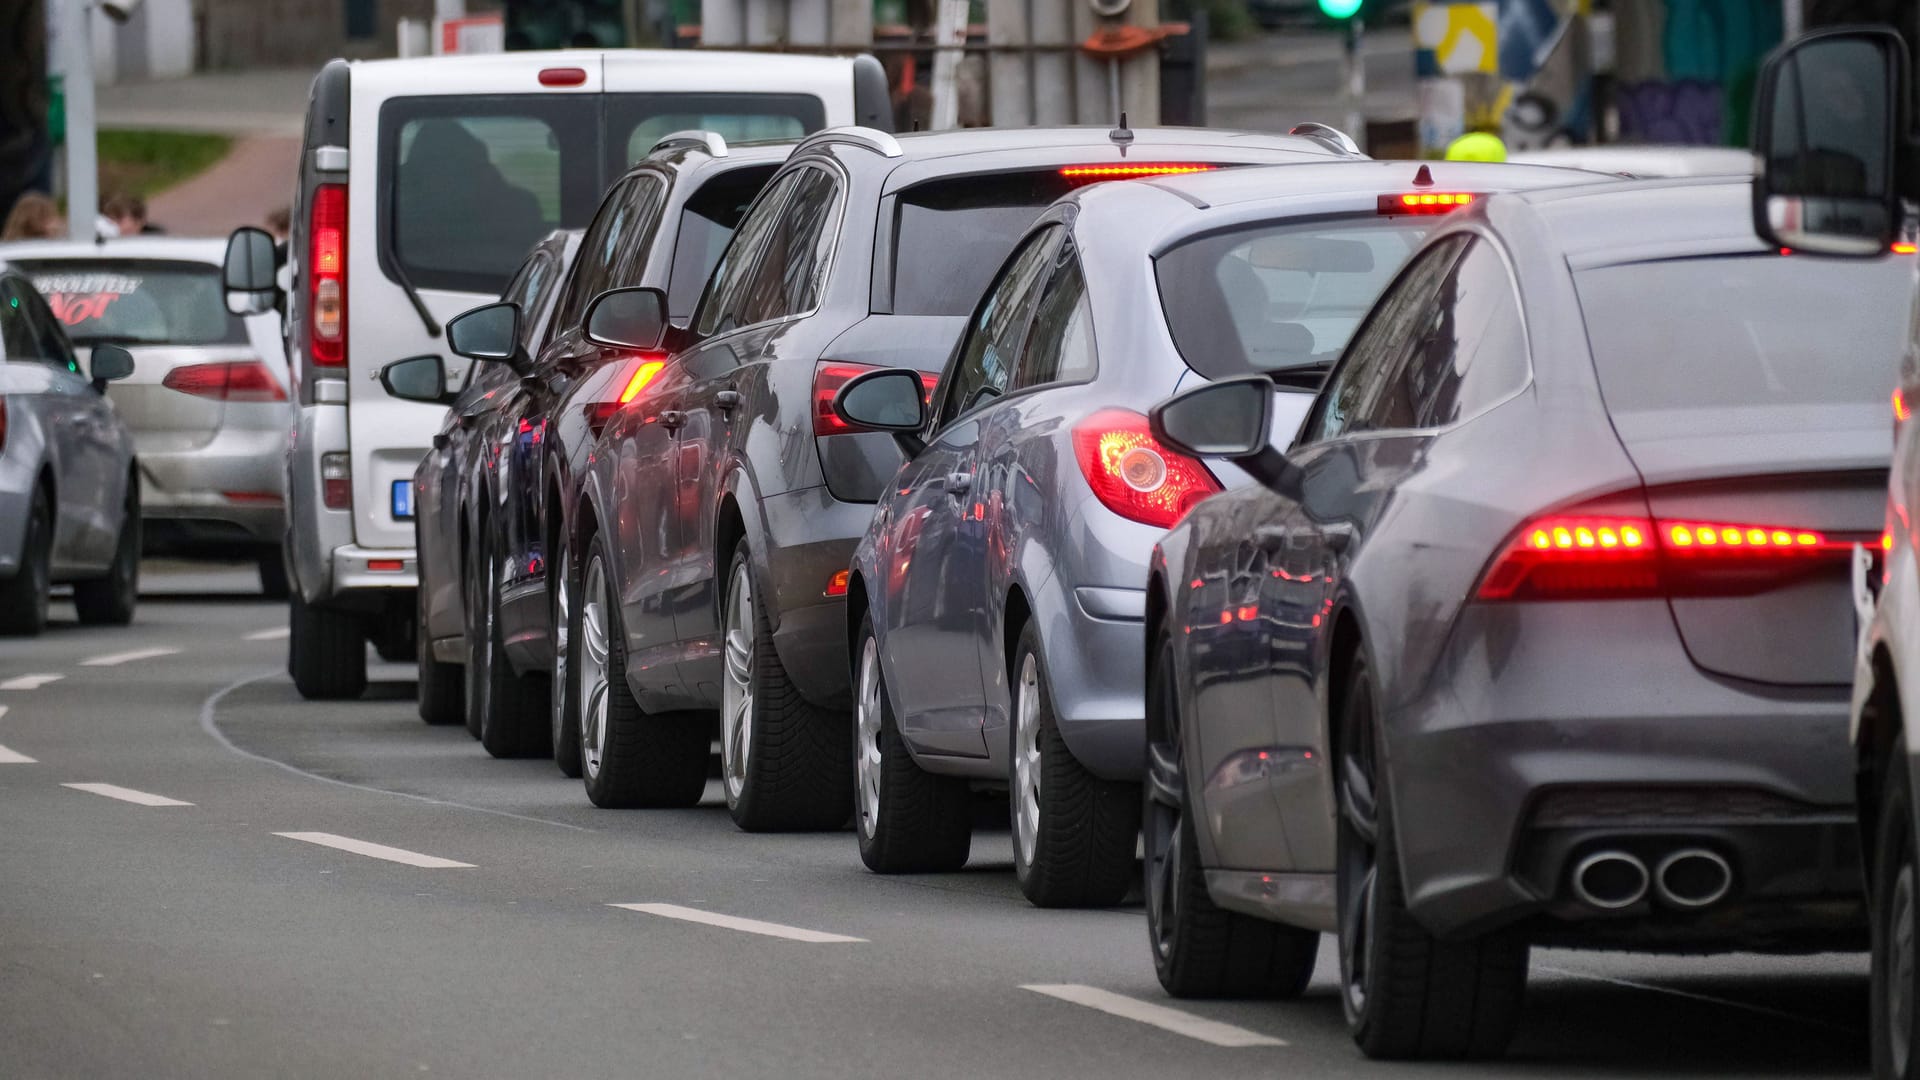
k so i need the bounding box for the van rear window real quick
[888,171,1074,317]
[15,259,247,346]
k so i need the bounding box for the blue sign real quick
[392,480,414,520]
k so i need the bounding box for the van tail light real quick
[1377,192,1479,215]
[320,451,351,510]
[1476,513,1868,602]
[309,183,348,367]
[812,362,938,436]
[584,356,667,436]
[1072,409,1221,529]
[162,359,287,402]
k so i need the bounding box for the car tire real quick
[1336,650,1527,1060]
[577,532,708,808]
[550,540,583,778]
[0,486,53,637]
[1874,733,1920,1080]
[415,582,463,725]
[1145,633,1317,998]
[289,592,367,700]
[1010,620,1140,908]
[468,535,548,759]
[257,545,291,600]
[718,539,851,832]
[853,614,971,872]
[74,482,139,627]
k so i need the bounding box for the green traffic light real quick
[1319,0,1363,16]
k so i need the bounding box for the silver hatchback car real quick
[6,238,292,595]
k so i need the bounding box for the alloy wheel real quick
[1894,858,1917,1076]
[1012,653,1042,868]
[579,553,611,780]
[854,634,884,839]
[1144,646,1184,962]
[551,545,571,751]
[720,560,755,806]
[1337,676,1382,1022]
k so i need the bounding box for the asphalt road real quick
[0,562,1874,1078]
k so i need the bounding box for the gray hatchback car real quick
[835,160,1604,906]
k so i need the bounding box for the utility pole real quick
[60,0,97,244]
[1344,16,1365,152]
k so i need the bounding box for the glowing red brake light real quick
[1377,192,1478,215]
[1895,242,1917,254]
[539,67,588,87]
[585,355,668,435]
[162,360,287,402]
[309,183,347,367]
[1059,163,1218,184]
[1071,409,1222,529]
[813,362,937,436]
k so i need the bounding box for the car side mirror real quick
[446,302,526,371]
[1150,375,1300,495]
[833,367,927,458]
[88,344,135,392]
[223,226,279,315]
[381,354,455,405]
[1752,27,1907,256]
[583,287,669,352]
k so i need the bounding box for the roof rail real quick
[648,130,730,159]
[802,126,904,159]
[1288,123,1363,157]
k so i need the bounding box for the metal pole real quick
[929,0,967,129]
[1782,0,1802,40]
[62,0,97,243]
[1344,16,1365,153]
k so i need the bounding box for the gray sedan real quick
[0,264,138,634]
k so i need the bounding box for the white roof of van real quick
[346,48,859,101]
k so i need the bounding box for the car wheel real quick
[1010,620,1140,908]
[463,547,488,740]
[0,485,53,637]
[470,535,548,759]
[74,479,139,627]
[257,545,291,600]
[289,591,367,700]
[853,614,971,872]
[1337,649,1527,1060]
[550,540,583,778]
[1874,734,1920,1079]
[577,532,708,808]
[718,538,851,831]
[415,578,463,725]
[1145,633,1317,998]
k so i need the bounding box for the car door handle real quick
[660,410,686,431]
[945,472,973,497]
[714,390,742,412]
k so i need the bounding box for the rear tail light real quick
[309,183,348,368]
[1377,192,1479,215]
[161,359,287,402]
[320,451,351,511]
[1898,388,1912,438]
[825,569,850,597]
[1059,163,1219,184]
[584,356,667,436]
[1071,409,1222,529]
[1477,512,1868,601]
[812,362,938,436]
[367,558,405,572]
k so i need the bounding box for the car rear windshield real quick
[15,259,246,346]
[888,171,1076,316]
[1575,253,1911,414]
[1154,216,1429,379]
[670,163,780,320]
[382,93,825,295]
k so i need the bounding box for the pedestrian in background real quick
[104,191,162,236]
[265,206,290,244]
[1,190,62,240]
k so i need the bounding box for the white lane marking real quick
[274,832,475,868]
[0,744,35,764]
[1020,985,1287,1048]
[0,705,9,720]
[0,674,63,690]
[1535,966,1854,1032]
[79,647,181,667]
[244,627,290,641]
[63,782,192,807]
[609,903,865,943]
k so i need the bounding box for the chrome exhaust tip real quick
[1654,848,1733,909]
[1570,850,1650,910]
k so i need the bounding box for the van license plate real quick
[392,481,414,520]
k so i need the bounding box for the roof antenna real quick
[1412,163,1435,187]
[1109,111,1133,146]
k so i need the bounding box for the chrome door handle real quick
[945,472,973,497]
[714,390,742,412]
[660,410,686,431]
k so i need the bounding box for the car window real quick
[1401,238,1528,428]
[1299,235,1466,444]
[889,171,1076,316]
[1013,241,1096,392]
[15,259,247,347]
[726,166,838,330]
[552,176,666,338]
[937,226,1060,429]
[668,164,778,322]
[693,171,800,339]
[1,279,78,374]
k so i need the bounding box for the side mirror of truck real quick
[223,226,280,316]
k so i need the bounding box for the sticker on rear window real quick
[33,273,144,328]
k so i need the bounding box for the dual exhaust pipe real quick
[1570,848,1733,911]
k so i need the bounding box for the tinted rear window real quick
[17,259,246,346]
[1155,217,1428,379]
[888,171,1074,316]
[1575,254,1911,413]
[669,164,779,320]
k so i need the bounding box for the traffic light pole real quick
[61,0,97,244]
[1344,15,1365,152]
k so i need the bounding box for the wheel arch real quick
[1859,642,1904,882]
[1001,582,1033,687]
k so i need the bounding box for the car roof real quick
[622,139,793,185]
[1508,144,1755,178]
[1505,177,1765,266]
[0,236,228,264]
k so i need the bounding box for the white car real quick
[1511,144,1754,179]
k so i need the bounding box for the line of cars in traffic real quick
[196,33,1920,1069]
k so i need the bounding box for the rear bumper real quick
[331,545,419,591]
[137,423,286,544]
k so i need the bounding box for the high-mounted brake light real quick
[1059,163,1218,183]
[585,357,668,436]
[813,362,938,436]
[1477,512,1869,601]
[309,183,348,367]
[1072,409,1221,529]
[162,359,287,402]
[1377,192,1478,215]
[539,67,588,87]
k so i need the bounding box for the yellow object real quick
[1446,132,1508,162]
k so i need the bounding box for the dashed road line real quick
[1020,985,1287,1048]
[0,744,35,764]
[244,627,290,641]
[63,782,193,807]
[80,647,181,667]
[0,674,63,690]
[274,832,475,868]
[609,903,865,943]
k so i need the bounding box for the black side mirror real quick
[446,302,525,370]
[832,367,927,457]
[223,226,279,315]
[584,287,670,352]
[88,344,135,392]
[1752,27,1907,256]
[381,354,454,405]
[1150,375,1299,494]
